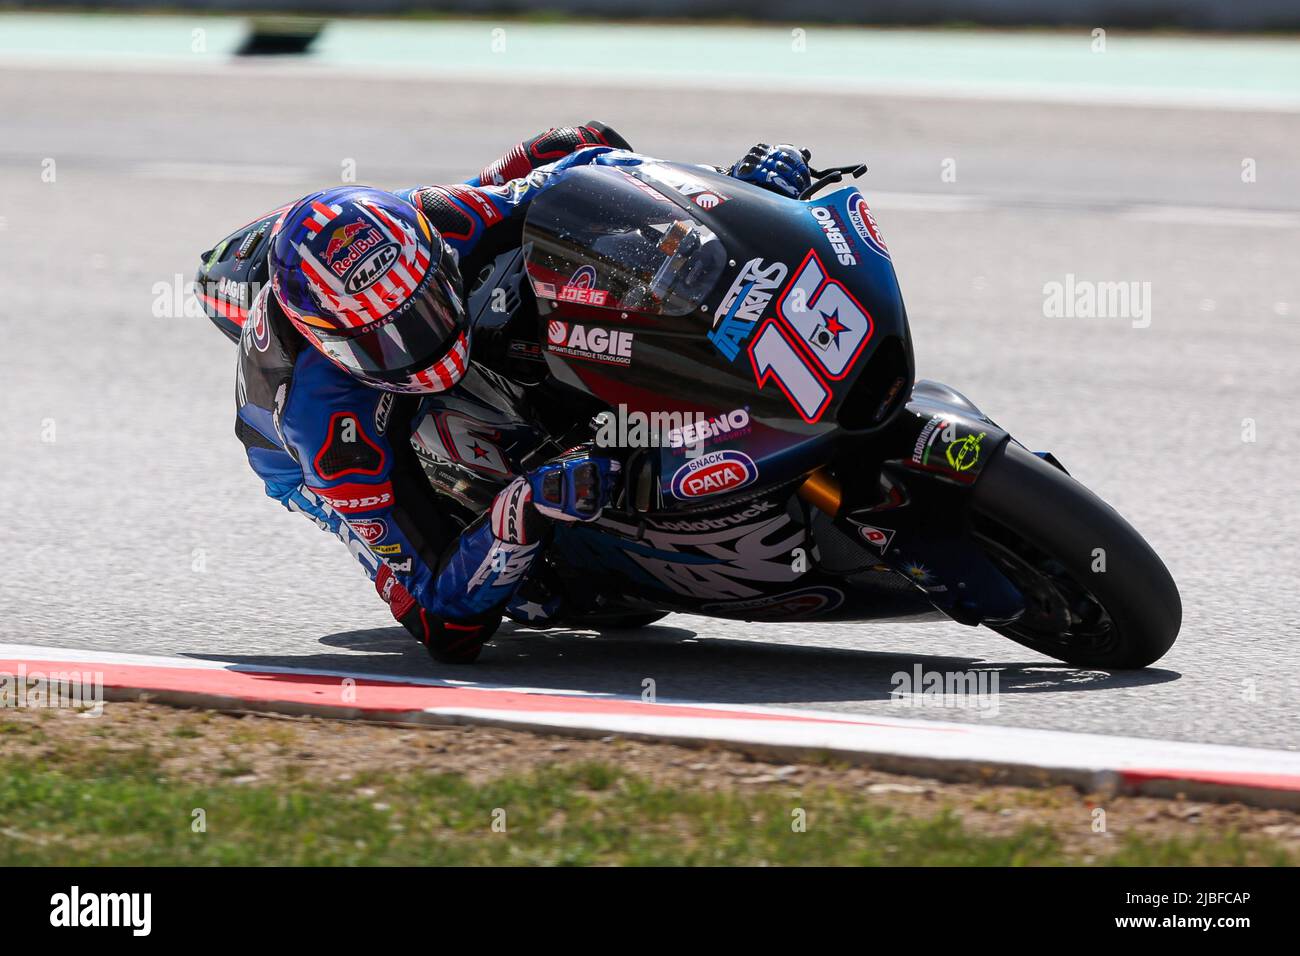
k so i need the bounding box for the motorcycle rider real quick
[233,122,811,663]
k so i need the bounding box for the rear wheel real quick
[969,442,1181,668]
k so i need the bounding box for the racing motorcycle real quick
[199,158,1181,668]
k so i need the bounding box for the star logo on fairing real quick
[470,443,489,460]
[820,309,847,345]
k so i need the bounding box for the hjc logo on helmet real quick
[344,243,400,295]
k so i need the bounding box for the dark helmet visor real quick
[312,259,464,385]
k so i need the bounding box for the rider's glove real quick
[729,143,811,199]
[478,121,632,186]
[527,451,621,523]
[375,563,495,664]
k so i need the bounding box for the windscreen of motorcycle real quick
[522,165,728,316]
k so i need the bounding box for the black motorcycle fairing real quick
[545,490,943,624]
[521,163,915,515]
[196,203,290,343]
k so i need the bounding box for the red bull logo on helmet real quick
[324,221,367,260]
[325,222,384,276]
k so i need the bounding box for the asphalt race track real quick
[2,44,1298,751]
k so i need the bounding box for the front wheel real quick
[969,442,1181,668]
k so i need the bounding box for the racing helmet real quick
[270,186,469,393]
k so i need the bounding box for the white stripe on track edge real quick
[3,642,1299,809]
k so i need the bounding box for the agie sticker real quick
[546,321,633,366]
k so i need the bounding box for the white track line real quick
[3,642,1298,808]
